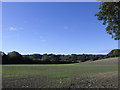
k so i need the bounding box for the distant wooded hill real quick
[107,49,120,57]
[1,49,120,64]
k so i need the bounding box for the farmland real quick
[2,57,118,88]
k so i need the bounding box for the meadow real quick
[2,57,118,88]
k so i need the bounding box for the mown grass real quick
[2,64,118,78]
[1,64,75,66]
[2,58,118,88]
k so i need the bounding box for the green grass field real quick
[2,57,118,88]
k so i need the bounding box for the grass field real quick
[2,57,118,88]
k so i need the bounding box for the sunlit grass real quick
[2,64,118,78]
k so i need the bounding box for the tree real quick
[107,49,120,57]
[95,2,120,40]
[1,52,8,64]
[41,54,50,63]
[7,51,23,64]
[8,51,22,58]
[70,54,77,62]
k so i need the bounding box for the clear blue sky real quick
[2,2,118,55]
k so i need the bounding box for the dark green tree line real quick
[1,49,119,64]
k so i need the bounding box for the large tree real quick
[95,2,120,40]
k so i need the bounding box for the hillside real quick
[107,49,120,57]
[83,57,118,65]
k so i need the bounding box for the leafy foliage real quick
[95,2,120,40]
[107,49,120,57]
[2,49,119,64]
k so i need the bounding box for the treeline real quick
[1,49,120,64]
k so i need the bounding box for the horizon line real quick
[1,51,108,55]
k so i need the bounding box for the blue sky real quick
[2,2,118,55]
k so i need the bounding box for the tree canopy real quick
[2,49,120,64]
[95,2,120,40]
